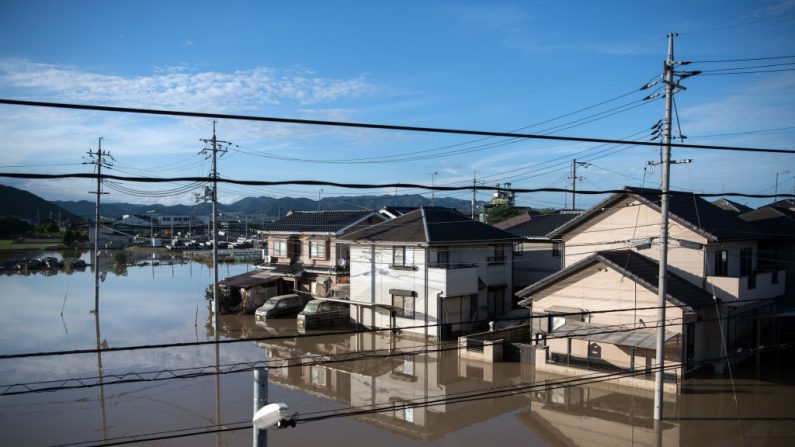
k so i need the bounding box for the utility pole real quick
[569,159,589,210]
[654,32,676,423]
[471,171,477,219]
[431,171,438,207]
[774,170,790,201]
[86,137,111,314]
[200,122,231,329]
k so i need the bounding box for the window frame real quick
[488,245,505,264]
[272,240,288,257]
[392,293,415,318]
[309,240,328,259]
[714,249,729,276]
[391,246,415,269]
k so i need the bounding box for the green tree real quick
[0,216,33,237]
[486,205,526,224]
[63,230,76,247]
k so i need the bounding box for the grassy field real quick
[0,239,61,250]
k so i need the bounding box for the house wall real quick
[348,242,514,338]
[513,241,563,289]
[530,265,684,332]
[563,197,708,287]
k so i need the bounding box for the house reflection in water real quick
[516,370,680,447]
[225,317,527,441]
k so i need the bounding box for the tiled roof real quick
[262,210,379,234]
[503,212,581,239]
[740,200,795,240]
[551,187,765,242]
[340,207,522,244]
[711,198,753,214]
[517,249,716,310]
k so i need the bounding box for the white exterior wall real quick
[348,242,514,338]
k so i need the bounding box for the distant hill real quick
[0,183,477,220]
[0,185,81,223]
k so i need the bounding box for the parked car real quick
[255,294,308,321]
[297,300,351,331]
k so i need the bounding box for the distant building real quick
[254,210,386,298]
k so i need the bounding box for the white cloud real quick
[0,59,378,111]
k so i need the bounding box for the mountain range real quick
[0,184,477,221]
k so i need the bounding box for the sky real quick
[0,0,793,211]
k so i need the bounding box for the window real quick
[487,287,505,318]
[310,366,327,386]
[714,250,728,276]
[513,243,523,257]
[488,245,505,264]
[309,240,327,259]
[392,293,415,318]
[392,246,415,268]
[435,247,450,266]
[740,248,753,276]
[551,242,561,258]
[272,240,288,257]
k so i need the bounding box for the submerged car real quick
[255,294,308,320]
[297,299,351,330]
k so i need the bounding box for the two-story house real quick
[495,211,581,290]
[255,210,386,297]
[339,207,522,340]
[515,187,786,384]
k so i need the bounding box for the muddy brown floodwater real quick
[0,253,793,446]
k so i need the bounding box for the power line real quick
[688,55,795,63]
[0,98,792,154]
[1,173,793,199]
[698,68,795,76]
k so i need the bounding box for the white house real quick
[339,207,522,339]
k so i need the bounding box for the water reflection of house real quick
[516,370,680,447]
[510,188,788,388]
[254,210,386,298]
[248,327,526,440]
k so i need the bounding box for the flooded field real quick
[1,251,794,446]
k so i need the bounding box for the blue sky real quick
[0,0,793,210]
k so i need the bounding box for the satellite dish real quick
[337,258,348,267]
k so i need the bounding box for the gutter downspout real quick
[371,244,376,329]
[425,246,429,338]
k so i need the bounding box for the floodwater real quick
[0,251,794,446]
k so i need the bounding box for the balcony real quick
[428,264,478,296]
[706,269,786,301]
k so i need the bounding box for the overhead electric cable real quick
[0,98,790,154]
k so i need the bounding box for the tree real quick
[63,230,75,247]
[486,205,526,224]
[0,216,33,237]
